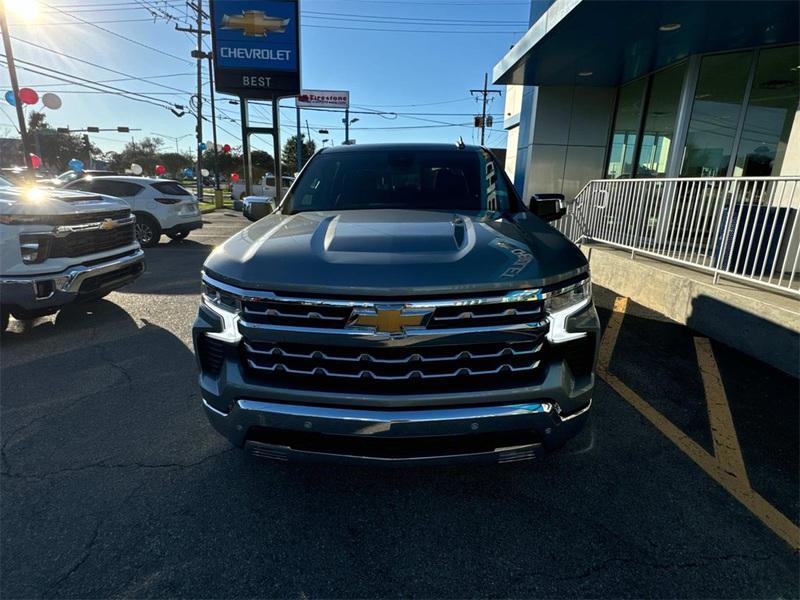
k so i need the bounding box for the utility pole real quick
[194,0,203,200]
[470,73,502,146]
[296,104,302,174]
[344,107,349,145]
[207,55,220,190]
[177,2,213,199]
[0,9,33,175]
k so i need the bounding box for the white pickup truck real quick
[230,175,294,203]
[0,183,145,331]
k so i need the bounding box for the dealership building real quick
[495,0,799,199]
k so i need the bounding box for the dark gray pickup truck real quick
[193,143,599,465]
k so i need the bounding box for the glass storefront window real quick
[606,78,646,179]
[733,46,800,176]
[681,52,754,177]
[636,62,686,177]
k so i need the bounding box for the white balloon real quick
[130,163,143,176]
[201,169,209,177]
[42,92,62,110]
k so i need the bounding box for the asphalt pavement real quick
[1,210,798,599]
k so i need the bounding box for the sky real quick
[0,0,531,159]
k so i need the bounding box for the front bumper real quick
[205,396,591,465]
[0,249,145,313]
[194,288,600,465]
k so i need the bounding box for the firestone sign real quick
[210,0,300,99]
[296,90,350,109]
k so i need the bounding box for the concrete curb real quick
[584,244,800,378]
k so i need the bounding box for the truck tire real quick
[134,213,161,248]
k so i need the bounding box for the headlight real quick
[202,280,241,313]
[545,278,592,344]
[201,279,242,343]
[545,278,591,314]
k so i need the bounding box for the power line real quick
[10,38,195,96]
[41,1,193,65]
[0,58,181,112]
[301,11,525,25]
[302,23,524,34]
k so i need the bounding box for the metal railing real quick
[556,176,800,296]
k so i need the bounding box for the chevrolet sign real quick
[210,0,300,99]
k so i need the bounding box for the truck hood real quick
[0,187,129,216]
[206,209,587,296]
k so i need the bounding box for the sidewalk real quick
[583,243,800,377]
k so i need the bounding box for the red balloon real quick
[231,173,240,182]
[29,153,42,169]
[154,164,166,176]
[18,88,38,105]
[223,144,231,153]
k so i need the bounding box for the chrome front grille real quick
[49,223,136,258]
[241,338,546,394]
[241,300,352,329]
[239,295,545,331]
[428,300,543,328]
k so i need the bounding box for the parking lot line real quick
[598,296,800,551]
[694,337,750,486]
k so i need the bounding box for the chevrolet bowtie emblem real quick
[98,219,118,231]
[222,11,291,37]
[349,307,430,335]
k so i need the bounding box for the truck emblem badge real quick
[221,11,291,37]
[98,219,118,231]
[348,307,430,335]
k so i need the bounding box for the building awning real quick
[494,0,800,87]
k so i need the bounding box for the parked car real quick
[1,167,52,186]
[193,143,599,465]
[241,195,276,221]
[0,186,145,331]
[49,169,118,188]
[65,176,203,247]
[231,175,294,203]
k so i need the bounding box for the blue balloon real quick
[68,159,84,172]
[4,91,16,107]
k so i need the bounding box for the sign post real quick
[210,0,301,201]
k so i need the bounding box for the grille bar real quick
[241,338,545,392]
[433,307,542,321]
[246,357,540,381]
[243,341,542,364]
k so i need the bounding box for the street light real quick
[342,115,358,145]
[151,132,193,153]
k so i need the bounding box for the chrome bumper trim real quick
[0,249,145,295]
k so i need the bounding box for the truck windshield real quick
[284,149,483,213]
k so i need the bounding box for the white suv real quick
[65,176,203,247]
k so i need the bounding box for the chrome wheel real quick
[136,222,154,245]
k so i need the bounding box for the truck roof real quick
[319,142,484,154]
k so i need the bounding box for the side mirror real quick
[243,197,277,222]
[529,193,566,222]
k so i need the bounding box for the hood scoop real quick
[311,210,476,264]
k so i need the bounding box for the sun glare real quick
[4,0,38,22]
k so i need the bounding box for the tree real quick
[281,135,316,174]
[200,147,240,178]
[158,152,194,178]
[107,137,164,175]
[26,111,101,171]
[249,150,275,181]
